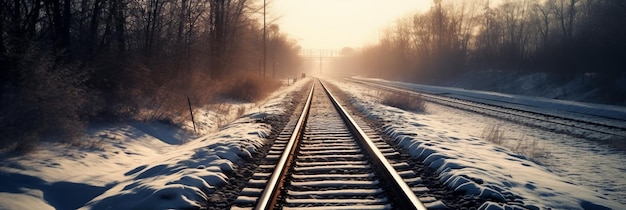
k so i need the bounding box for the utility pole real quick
[262,0,267,78]
[319,50,322,75]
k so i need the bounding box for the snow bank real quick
[81,79,309,209]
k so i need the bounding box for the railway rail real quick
[345,78,626,140]
[230,80,431,210]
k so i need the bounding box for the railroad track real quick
[344,78,626,140]
[231,80,431,210]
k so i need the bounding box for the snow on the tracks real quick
[285,197,388,204]
[290,180,379,187]
[295,160,367,166]
[287,188,383,196]
[291,173,375,179]
[295,165,369,173]
[281,204,392,210]
[0,79,310,210]
[328,78,624,209]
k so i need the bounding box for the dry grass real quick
[72,139,106,151]
[208,104,250,129]
[164,73,280,132]
[216,73,283,102]
[1,56,281,152]
[482,125,505,145]
[513,135,549,160]
[482,125,549,162]
[377,90,426,112]
[236,105,246,117]
[137,72,279,121]
[208,103,235,129]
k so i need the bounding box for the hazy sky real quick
[270,0,432,50]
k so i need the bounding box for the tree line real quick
[349,0,625,90]
[0,0,301,150]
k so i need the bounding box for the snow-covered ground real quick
[328,77,626,209]
[2,75,624,209]
[0,79,311,210]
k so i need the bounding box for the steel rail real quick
[254,79,427,209]
[319,80,428,210]
[254,82,315,210]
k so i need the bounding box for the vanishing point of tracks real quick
[230,80,430,210]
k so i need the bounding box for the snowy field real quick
[328,77,625,209]
[1,76,624,209]
[0,79,311,210]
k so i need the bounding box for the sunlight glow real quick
[271,0,431,50]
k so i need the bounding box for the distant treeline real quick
[0,0,300,150]
[348,0,625,86]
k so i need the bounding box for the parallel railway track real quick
[231,80,430,210]
[345,78,626,140]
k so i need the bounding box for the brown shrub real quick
[0,46,97,151]
[217,73,282,102]
[377,90,426,112]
